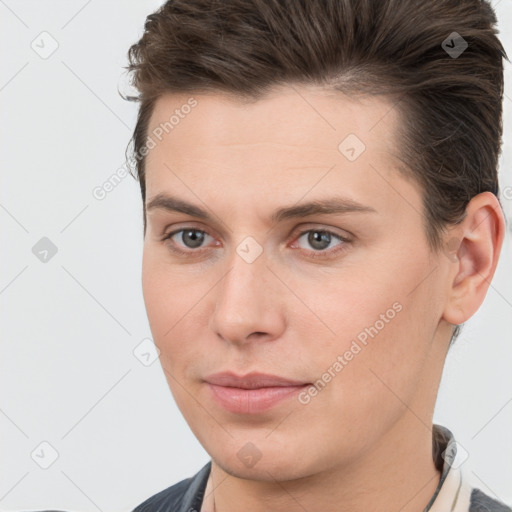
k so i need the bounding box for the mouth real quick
[204,371,311,414]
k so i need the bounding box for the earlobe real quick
[442,192,505,326]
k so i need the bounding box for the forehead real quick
[142,85,417,226]
[145,84,402,164]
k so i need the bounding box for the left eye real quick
[294,229,346,252]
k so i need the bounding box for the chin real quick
[214,454,311,482]
[206,435,323,483]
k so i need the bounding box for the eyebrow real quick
[145,193,377,224]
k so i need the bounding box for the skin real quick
[141,84,505,512]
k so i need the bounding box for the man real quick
[123,0,511,510]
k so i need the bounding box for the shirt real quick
[132,424,512,512]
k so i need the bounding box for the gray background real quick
[1,1,511,510]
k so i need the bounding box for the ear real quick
[442,191,506,326]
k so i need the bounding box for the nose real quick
[209,245,286,346]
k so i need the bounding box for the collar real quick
[425,423,473,512]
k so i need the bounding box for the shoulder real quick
[132,461,211,512]
[470,488,512,512]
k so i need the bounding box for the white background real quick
[1,1,511,510]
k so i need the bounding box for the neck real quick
[203,415,441,512]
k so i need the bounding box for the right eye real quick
[161,227,218,255]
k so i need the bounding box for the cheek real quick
[142,259,209,432]
[141,251,169,337]
[298,252,436,407]
[294,297,428,459]
[141,247,210,379]
[141,249,192,355]
[142,246,199,332]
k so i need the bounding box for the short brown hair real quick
[122,0,508,342]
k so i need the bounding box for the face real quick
[141,85,452,480]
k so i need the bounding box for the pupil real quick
[309,231,330,250]
[183,230,204,248]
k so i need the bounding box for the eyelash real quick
[161,227,350,260]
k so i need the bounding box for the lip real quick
[204,372,310,414]
[205,371,308,389]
